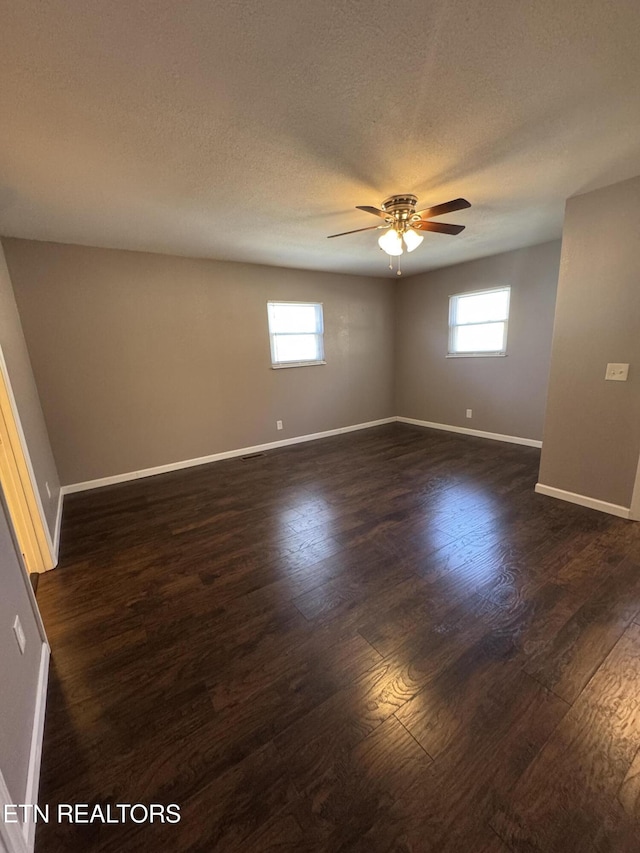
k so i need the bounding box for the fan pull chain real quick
[387,255,402,275]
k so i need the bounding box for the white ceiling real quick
[1,0,640,277]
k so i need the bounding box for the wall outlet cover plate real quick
[605,363,629,381]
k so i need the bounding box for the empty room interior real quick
[1,2,640,852]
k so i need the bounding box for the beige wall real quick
[0,243,60,540]
[3,239,395,486]
[0,491,44,805]
[395,241,561,441]
[539,176,640,509]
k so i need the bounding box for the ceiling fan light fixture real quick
[328,195,470,272]
[378,228,403,256]
[403,229,424,252]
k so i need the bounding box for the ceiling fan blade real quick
[412,221,465,235]
[327,225,387,238]
[415,198,471,219]
[355,205,391,219]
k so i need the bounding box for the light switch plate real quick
[13,615,26,654]
[605,363,629,381]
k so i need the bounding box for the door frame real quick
[0,346,54,572]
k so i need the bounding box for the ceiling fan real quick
[327,194,471,270]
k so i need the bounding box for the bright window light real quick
[267,302,325,368]
[448,287,510,357]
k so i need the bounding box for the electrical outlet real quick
[13,615,26,655]
[605,363,629,381]
[466,409,473,419]
[276,420,283,431]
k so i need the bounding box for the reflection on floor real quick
[36,423,640,851]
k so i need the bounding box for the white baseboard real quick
[22,643,49,852]
[535,483,631,519]
[0,774,28,853]
[60,417,397,494]
[397,416,542,448]
[51,492,63,566]
[0,643,49,853]
[631,456,640,522]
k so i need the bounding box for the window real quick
[267,301,325,368]
[448,287,510,357]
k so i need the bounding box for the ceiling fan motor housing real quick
[381,194,419,225]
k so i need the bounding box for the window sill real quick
[271,360,327,369]
[446,352,507,358]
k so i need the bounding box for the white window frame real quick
[267,301,326,369]
[447,286,510,358]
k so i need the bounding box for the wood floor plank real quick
[524,555,640,702]
[287,714,434,850]
[395,642,569,819]
[347,672,564,852]
[491,622,640,852]
[228,812,311,852]
[618,747,640,820]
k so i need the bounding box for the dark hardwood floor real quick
[34,423,640,852]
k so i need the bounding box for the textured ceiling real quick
[1,1,640,277]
